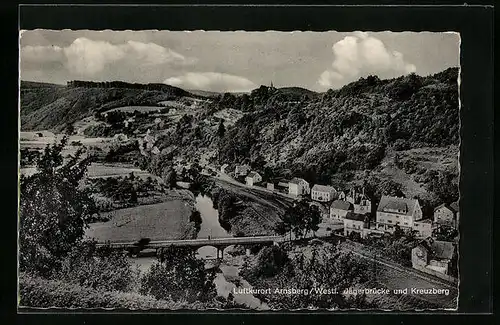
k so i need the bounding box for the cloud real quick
[164,72,256,92]
[318,32,416,89]
[21,37,196,76]
[21,45,65,63]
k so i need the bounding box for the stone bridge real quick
[96,235,284,259]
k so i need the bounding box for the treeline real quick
[66,80,189,96]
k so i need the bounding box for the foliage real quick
[140,246,216,303]
[52,240,138,292]
[363,235,419,267]
[242,245,290,279]
[18,273,207,309]
[215,189,241,231]
[20,148,40,167]
[244,244,375,309]
[422,169,459,204]
[276,201,322,239]
[19,137,97,276]
[162,167,177,189]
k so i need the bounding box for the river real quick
[129,193,269,310]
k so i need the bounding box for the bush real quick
[246,245,290,279]
[18,273,206,309]
[140,247,216,303]
[53,241,138,292]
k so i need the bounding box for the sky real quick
[19,30,460,92]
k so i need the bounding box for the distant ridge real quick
[20,81,65,88]
[66,80,189,97]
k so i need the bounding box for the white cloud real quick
[20,37,196,76]
[164,72,256,92]
[21,45,65,63]
[318,32,417,89]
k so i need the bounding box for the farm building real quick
[266,183,275,191]
[220,163,229,174]
[311,184,338,202]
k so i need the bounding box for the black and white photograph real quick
[18,29,461,311]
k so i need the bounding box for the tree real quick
[282,201,322,239]
[19,137,97,276]
[64,123,75,135]
[217,119,226,138]
[163,167,177,190]
[140,246,216,302]
[245,244,375,309]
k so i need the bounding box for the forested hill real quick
[214,67,459,189]
[20,80,192,132]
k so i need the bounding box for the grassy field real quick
[85,191,197,242]
[87,163,152,179]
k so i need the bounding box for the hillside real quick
[20,81,197,132]
[20,67,460,210]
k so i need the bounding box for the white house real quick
[343,212,371,238]
[288,178,310,197]
[376,196,423,234]
[311,184,338,202]
[245,172,262,186]
[330,200,354,220]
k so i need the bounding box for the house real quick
[413,219,433,238]
[245,171,262,186]
[376,196,423,234]
[235,165,251,177]
[411,238,455,275]
[288,178,310,197]
[346,188,372,214]
[433,203,458,229]
[330,200,354,220]
[343,212,370,238]
[266,183,275,191]
[220,163,229,174]
[311,184,338,202]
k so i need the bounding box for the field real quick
[87,163,152,179]
[85,191,197,242]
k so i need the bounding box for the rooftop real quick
[419,239,455,260]
[377,195,418,216]
[331,200,353,211]
[311,184,337,194]
[289,177,307,185]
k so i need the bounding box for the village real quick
[214,162,459,282]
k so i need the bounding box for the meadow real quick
[85,191,197,243]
